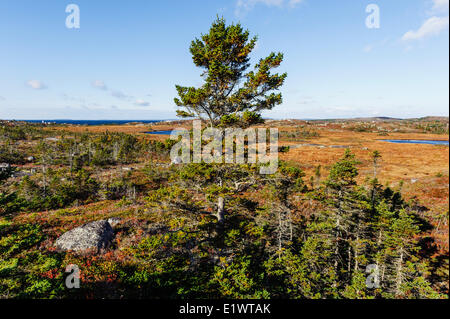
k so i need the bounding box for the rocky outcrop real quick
[54,220,114,253]
[107,217,121,227]
[171,156,182,165]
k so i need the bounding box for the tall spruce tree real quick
[174,17,287,127]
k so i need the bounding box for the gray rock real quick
[54,220,114,253]
[171,156,182,165]
[44,137,59,142]
[107,217,121,227]
[0,163,11,171]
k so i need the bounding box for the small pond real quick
[145,130,180,135]
[380,139,449,146]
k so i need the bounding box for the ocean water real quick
[19,120,165,125]
[381,139,449,146]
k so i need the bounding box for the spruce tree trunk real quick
[354,234,359,272]
[334,216,340,271]
[216,196,225,224]
[395,247,404,296]
[348,246,352,272]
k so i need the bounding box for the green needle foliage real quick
[174,17,287,127]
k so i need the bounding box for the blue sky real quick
[0,0,448,120]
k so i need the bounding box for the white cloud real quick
[111,90,132,100]
[432,0,449,13]
[363,38,390,53]
[402,1,449,43]
[288,0,303,7]
[237,0,283,9]
[326,105,356,112]
[91,80,107,90]
[402,16,449,41]
[91,80,134,101]
[62,93,85,103]
[235,0,302,15]
[135,99,150,107]
[363,44,374,52]
[26,80,47,90]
